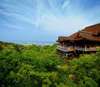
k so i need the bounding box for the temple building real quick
[57,23,100,57]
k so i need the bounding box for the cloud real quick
[38,14,90,36]
[62,0,70,9]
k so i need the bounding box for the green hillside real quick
[0,41,100,87]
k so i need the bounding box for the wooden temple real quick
[57,23,100,57]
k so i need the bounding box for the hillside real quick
[0,41,100,87]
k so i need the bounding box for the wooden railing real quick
[57,46,75,52]
[84,47,96,51]
[75,47,96,51]
[57,45,97,52]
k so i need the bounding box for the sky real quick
[0,0,100,44]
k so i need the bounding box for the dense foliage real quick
[0,41,100,87]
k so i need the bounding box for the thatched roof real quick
[57,23,100,42]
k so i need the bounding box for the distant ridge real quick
[0,40,55,45]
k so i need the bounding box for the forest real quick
[0,41,100,87]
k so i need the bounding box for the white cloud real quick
[62,0,70,9]
[37,13,91,36]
